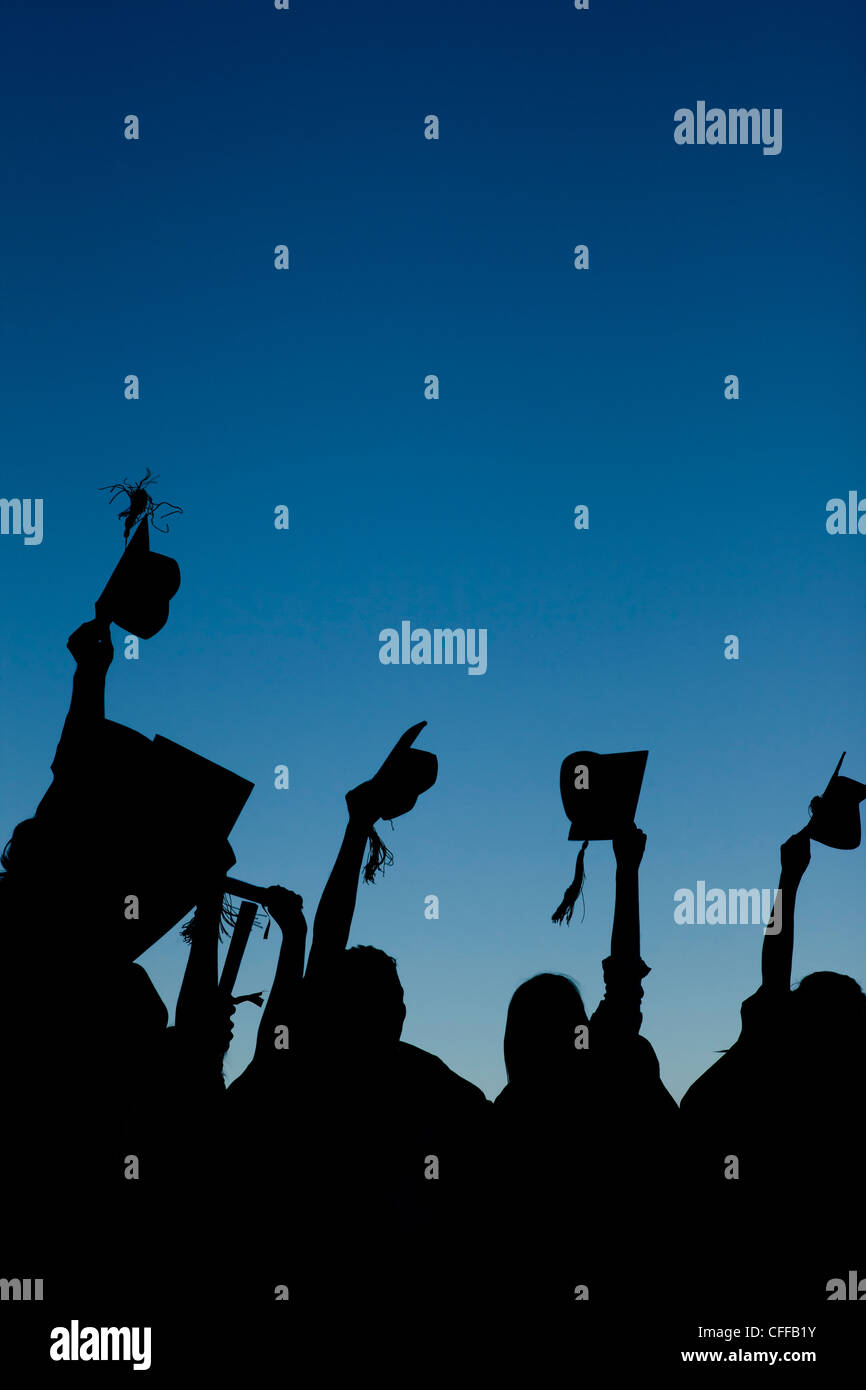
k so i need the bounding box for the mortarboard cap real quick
[370,721,438,821]
[807,753,866,850]
[357,722,437,883]
[95,517,180,639]
[32,723,254,959]
[551,749,649,925]
[151,736,254,842]
[559,749,648,841]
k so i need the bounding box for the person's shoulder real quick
[740,984,791,1032]
[398,1041,490,1107]
[633,1033,662,1069]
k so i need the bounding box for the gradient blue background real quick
[1,0,864,1100]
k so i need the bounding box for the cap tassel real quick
[363,825,395,884]
[552,839,589,924]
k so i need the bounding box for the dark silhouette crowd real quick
[1,615,864,1376]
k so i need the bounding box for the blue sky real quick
[1,0,864,1100]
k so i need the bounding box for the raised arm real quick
[250,886,307,1069]
[609,823,647,965]
[49,619,114,780]
[761,829,810,993]
[64,619,113,722]
[593,823,650,1039]
[303,722,433,988]
[174,884,224,1062]
[303,790,376,988]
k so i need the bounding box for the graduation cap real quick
[151,736,254,844]
[95,517,180,639]
[358,722,438,882]
[138,736,254,950]
[560,750,648,841]
[552,749,649,924]
[807,753,866,850]
[32,722,254,960]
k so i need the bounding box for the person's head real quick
[1,817,81,920]
[332,945,406,1049]
[504,972,589,1085]
[0,818,85,967]
[0,819,41,882]
[792,971,866,1054]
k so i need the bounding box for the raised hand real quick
[67,618,114,674]
[780,828,811,882]
[242,887,307,1077]
[761,832,809,991]
[345,721,430,825]
[613,823,647,873]
[262,885,306,934]
[341,717,433,822]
